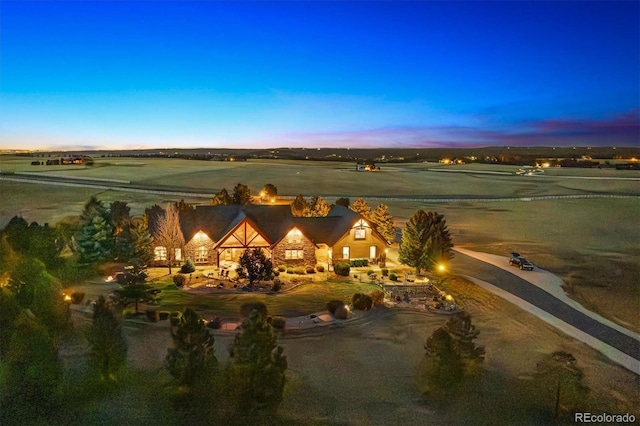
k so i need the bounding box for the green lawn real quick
[154,279,382,318]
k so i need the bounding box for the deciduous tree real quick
[399,210,453,274]
[306,196,331,217]
[154,204,185,274]
[261,183,278,200]
[291,194,307,217]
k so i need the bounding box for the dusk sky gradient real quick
[1,1,638,150]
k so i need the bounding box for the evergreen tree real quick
[399,210,453,274]
[1,310,63,425]
[174,199,195,212]
[228,309,287,414]
[291,194,307,217]
[232,183,252,205]
[110,201,133,261]
[369,204,396,242]
[420,312,484,401]
[211,188,232,206]
[165,308,218,391]
[86,296,127,381]
[261,183,278,201]
[350,198,372,220]
[306,196,331,217]
[236,248,273,288]
[130,221,154,265]
[113,281,160,313]
[334,197,350,208]
[77,214,114,264]
[534,351,589,420]
[154,204,185,274]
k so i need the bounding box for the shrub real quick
[349,259,368,267]
[271,278,282,292]
[389,272,398,281]
[146,309,159,322]
[381,268,389,276]
[366,269,374,275]
[370,290,385,306]
[70,291,85,304]
[293,266,306,275]
[316,265,325,273]
[278,265,286,272]
[326,300,345,315]
[334,305,349,320]
[334,262,350,277]
[180,259,196,274]
[173,273,187,287]
[305,266,315,274]
[286,267,294,274]
[271,316,286,330]
[273,270,280,277]
[352,293,373,311]
[169,311,182,326]
[207,316,222,329]
[240,302,268,319]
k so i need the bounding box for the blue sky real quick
[1,1,638,150]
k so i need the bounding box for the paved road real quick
[450,251,640,361]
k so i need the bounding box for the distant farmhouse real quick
[150,205,390,270]
[355,161,379,171]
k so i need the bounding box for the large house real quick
[151,204,391,269]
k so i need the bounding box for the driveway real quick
[450,250,640,367]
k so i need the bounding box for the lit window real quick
[285,249,303,259]
[342,247,350,259]
[174,248,182,261]
[287,228,302,244]
[354,228,366,240]
[154,246,167,261]
[195,246,208,263]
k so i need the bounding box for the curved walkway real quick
[450,248,640,374]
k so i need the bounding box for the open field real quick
[1,155,638,331]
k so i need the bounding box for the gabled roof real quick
[179,204,294,244]
[175,203,390,248]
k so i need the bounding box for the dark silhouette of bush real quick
[305,266,315,274]
[389,272,398,281]
[71,291,85,304]
[370,290,385,306]
[316,265,325,272]
[334,305,348,319]
[180,259,196,274]
[352,293,373,311]
[240,301,268,319]
[173,273,187,287]
[326,300,345,315]
[381,268,389,276]
[334,262,350,276]
[271,316,286,330]
[271,278,282,292]
[146,309,159,322]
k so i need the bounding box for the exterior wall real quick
[184,235,217,265]
[331,226,385,263]
[272,234,317,267]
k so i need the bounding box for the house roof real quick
[164,203,390,249]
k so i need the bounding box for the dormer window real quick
[354,228,366,240]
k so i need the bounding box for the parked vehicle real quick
[509,252,534,271]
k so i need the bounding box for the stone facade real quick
[272,234,317,268]
[184,237,217,265]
